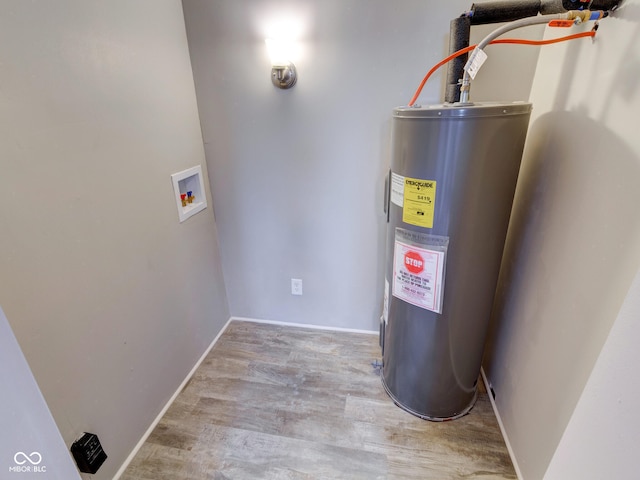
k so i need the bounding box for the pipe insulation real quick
[446,16,472,105]
[563,0,620,10]
[459,11,605,102]
[446,0,545,102]
[469,1,542,24]
[459,13,565,102]
[444,0,619,103]
[540,0,567,14]
[445,0,557,102]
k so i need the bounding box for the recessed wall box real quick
[71,432,107,474]
[171,165,207,222]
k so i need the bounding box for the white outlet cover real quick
[291,278,303,295]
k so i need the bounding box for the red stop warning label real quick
[404,251,424,274]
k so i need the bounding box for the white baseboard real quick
[112,317,233,480]
[480,367,523,480]
[230,316,378,335]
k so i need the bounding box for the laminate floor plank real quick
[122,321,516,480]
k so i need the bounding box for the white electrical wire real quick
[459,13,568,103]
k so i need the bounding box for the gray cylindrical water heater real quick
[381,102,532,420]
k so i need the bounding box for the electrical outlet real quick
[291,278,303,295]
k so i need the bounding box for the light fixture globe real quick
[271,63,297,89]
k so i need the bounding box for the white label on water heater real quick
[391,172,405,207]
[392,229,449,314]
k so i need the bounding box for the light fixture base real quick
[271,63,297,89]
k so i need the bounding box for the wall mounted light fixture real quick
[265,38,297,89]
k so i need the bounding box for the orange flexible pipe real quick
[407,30,596,106]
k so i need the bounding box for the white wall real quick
[484,2,640,478]
[0,2,229,479]
[0,307,81,479]
[182,0,543,331]
[544,269,640,480]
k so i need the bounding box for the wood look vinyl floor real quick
[121,321,516,480]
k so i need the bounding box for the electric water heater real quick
[381,102,532,420]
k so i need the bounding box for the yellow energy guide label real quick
[402,177,436,228]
